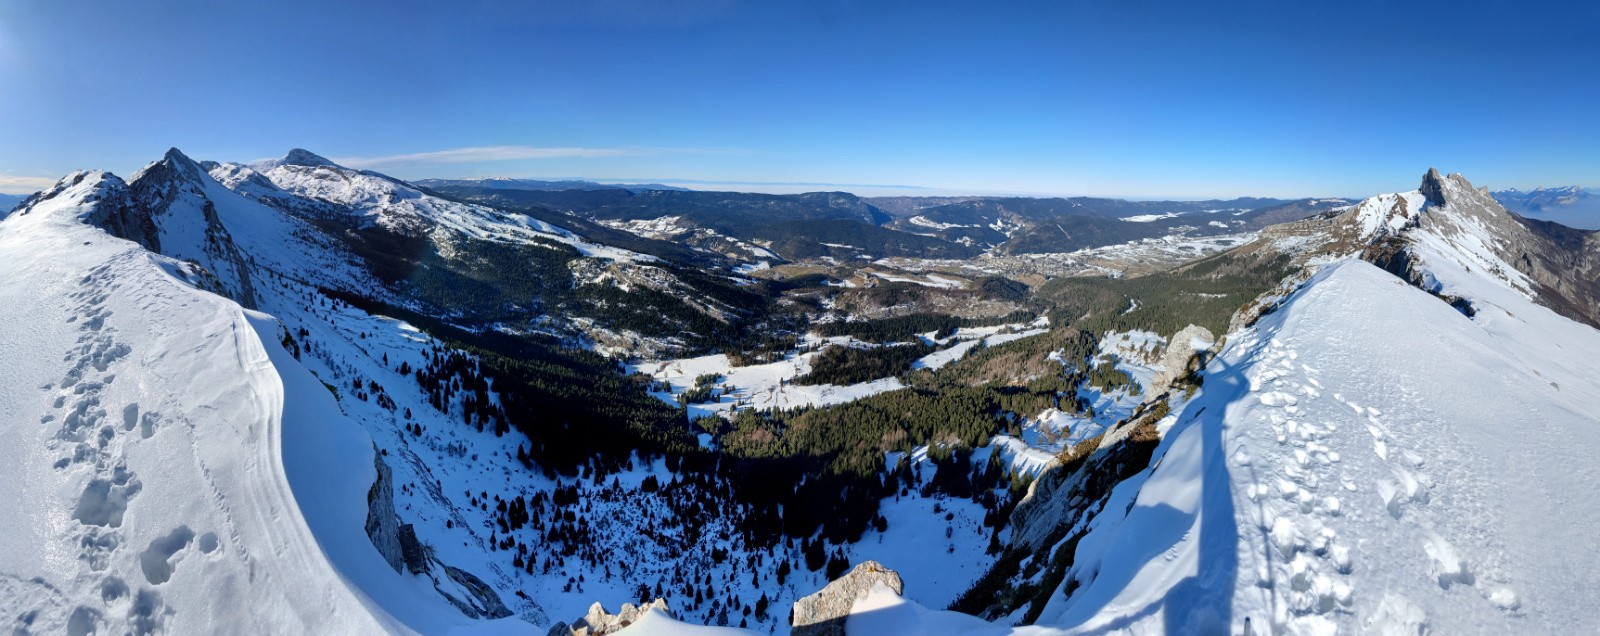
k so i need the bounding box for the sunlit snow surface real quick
[9,167,1598,635]
[812,257,1600,635]
[630,324,1050,421]
[0,174,422,633]
[624,191,1600,634]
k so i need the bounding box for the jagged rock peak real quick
[1419,167,1486,208]
[280,148,339,168]
[1420,167,1448,206]
[162,147,205,176]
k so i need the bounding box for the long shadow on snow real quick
[1053,355,1254,635]
[1162,356,1247,634]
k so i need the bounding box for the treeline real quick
[1085,361,1139,396]
[815,311,1034,343]
[751,219,978,261]
[708,325,1097,544]
[1036,250,1296,336]
[347,278,1149,605]
[323,289,696,476]
[336,216,797,357]
[925,327,1098,392]
[794,343,934,386]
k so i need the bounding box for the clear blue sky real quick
[1,0,1595,198]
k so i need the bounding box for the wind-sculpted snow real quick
[0,181,397,633]
[0,172,522,633]
[1192,260,1600,634]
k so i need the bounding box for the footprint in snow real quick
[139,525,196,585]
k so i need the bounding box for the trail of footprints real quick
[1240,337,1519,633]
[23,261,221,636]
[1240,341,1355,625]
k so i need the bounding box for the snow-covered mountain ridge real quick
[0,171,426,633]
[0,149,718,633]
[4,156,1598,635]
[787,171,1600,635]
[3,148,911,634]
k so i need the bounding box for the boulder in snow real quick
[791,561,903,636]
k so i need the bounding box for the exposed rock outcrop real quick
[791,561,903,636]
[1219,168,1600,331]
[1007,395,1171,551]
[1146,324,1215,398]
[547,599,672,636]
[1419,166,1449,207]
[280,147,339,168]
[364,451,408,572]
[1396,168,1600,329]
[364,449,513,619]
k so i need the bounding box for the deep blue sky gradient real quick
[0,0,1595,197]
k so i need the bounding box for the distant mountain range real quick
[414,177,689,192]
[0,193,27,217]
[1493,185,1600,230]
[867,195,1353,254]
[434,183,1354,261]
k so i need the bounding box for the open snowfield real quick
[632,323,1050,422]
[630,342,907,420]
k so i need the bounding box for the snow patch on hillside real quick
[630,344,907,420]
[1121,212,1182,223]
[226,160,652,263]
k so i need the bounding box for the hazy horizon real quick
[2,1,1596,198]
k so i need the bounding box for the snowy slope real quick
[7,149,885,634]
[0,168,536,633]
[0,173,405,634]
[804,257,1600,636]
[1029,257,1600,635]
[645,175,1600,635]
[217,150,651,262]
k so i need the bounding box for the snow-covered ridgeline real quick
[730,176,1600,635]
[212,154,652,263]
[808,255,1600,635]
[0,173,427,633]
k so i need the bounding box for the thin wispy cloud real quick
[640,178,929,190]
[335,145,738,168]
[0,174,56,194]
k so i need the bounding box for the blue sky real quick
[0,0,1595,198]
